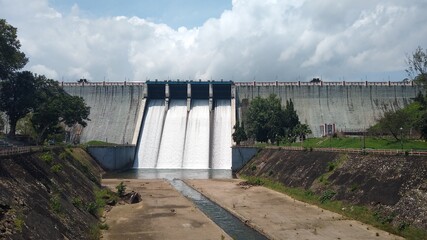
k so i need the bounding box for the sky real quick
[1,0,426,82]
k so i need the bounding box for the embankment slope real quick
[0,148,104,240]
[239,149,427,231]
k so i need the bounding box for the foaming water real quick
[211,100,232,169]
[103,169,233,180]
[183,100,210,169]
[133,100,165,168]
[135,99,232,169]
[156,100,188,168]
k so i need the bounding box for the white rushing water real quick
[211,100,232,169]
[133,100,165,168]
[156,100,188,168]
[182,100,210,169]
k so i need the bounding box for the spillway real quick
[133,100,165,168]
[157,100,188,168]
[211,100,232,169]
[134,83,234,169]
[183,100,210,169]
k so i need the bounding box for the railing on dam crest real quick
[60,80,415,87]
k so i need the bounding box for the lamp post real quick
[400,127,403,152]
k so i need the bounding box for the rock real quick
[123,191,142,204]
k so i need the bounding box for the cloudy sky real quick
[1,0,426,82]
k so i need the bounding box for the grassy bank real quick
[285,137,427,150]
[239,175,427,240]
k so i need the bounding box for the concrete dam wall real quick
[63,84,146,144]
[63,81,420,143]
[236,83,420,137]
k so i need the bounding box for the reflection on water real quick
[103,169,233,180]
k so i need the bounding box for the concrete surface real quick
[236,85,420,137]
[232,147,259,171]
[64,84,420,144]
[101,179,231,240]
[186,179,403,240]
[87,146,136,171]
[64,85,145,144]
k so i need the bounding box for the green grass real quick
[240,175,427,240]
[289,137,427,150]
[86,188,119,217]
[84,140,117,146]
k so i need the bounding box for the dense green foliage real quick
[0,19,28,79]
[31,77,90,143]
[0,71,38,136]
[245,94,305,144]
[232,121,248,145]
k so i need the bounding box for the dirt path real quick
[101,179,231,240]
[186,179,403,240]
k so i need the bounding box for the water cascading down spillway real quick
[134,81,233,169]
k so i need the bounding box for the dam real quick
[63,80,420,169]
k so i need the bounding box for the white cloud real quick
[29,64,58,79]
[1,0,426,82]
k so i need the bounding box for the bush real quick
[50,164,62,173]
[40,152,54,165]
[116,182,126,197]
[319,189,336,203]
[99,223,109,230]
[72,197,84,209]
[50,195,62,213]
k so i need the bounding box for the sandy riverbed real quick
[101,179,231,240]
[186,179,403,240]
[102,178,402,240]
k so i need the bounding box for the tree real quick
[232,121,248,145]
[246,94,302,144]
[368,109,413,140]
[0,71,38,136]
[246,94,285,143]
[406,46,427,85]
[293,123,312,142]
[31,78,90,144]
[0,19,28,80]
[406,46,427,140]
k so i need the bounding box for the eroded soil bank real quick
[0,148,104,240]
[239,149,427,232]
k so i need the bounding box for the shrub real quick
[86,202,98,216]
[319,189,336,203]
[99,223,109,230]
[59,151,70,160]
[50,164,62,173]
[72,197,84,209]
[40,152,54,165]
[14,218,24,232]
[328,161,337,172]
[116,182,126,197]
[50,195,62,213]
